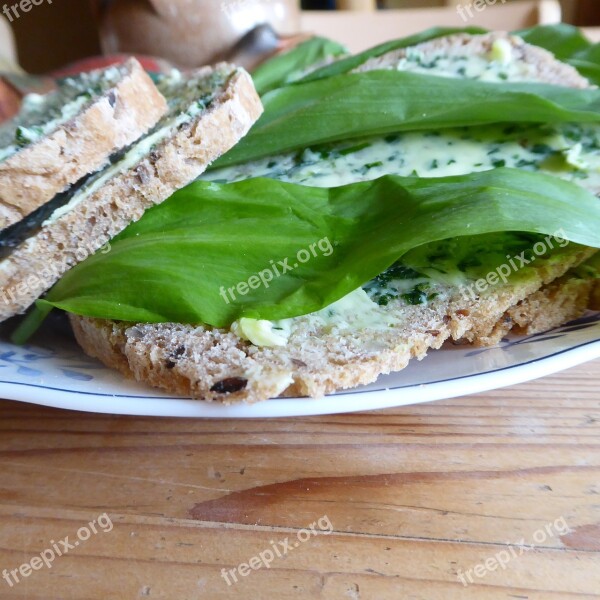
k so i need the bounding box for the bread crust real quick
[0,58,168,230]
[0,65,262,321]
[472,253,600,346]
[478,278,595,346]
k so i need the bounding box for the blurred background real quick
[2,0,599,74]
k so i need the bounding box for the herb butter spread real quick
[206,124,600,190]
[232,288,403,347]
[390,39,534,83]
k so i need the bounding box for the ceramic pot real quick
[93,0,300,68]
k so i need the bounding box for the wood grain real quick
[0,360,598,598]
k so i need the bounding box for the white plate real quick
[1,312,599,417]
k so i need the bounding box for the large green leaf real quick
[27,169,600,330]
[568,45,600,86]
[213,71,600,168]
[516,24,592,59]
[517,24,600,86]
[252,37,348,95]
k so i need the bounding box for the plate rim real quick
[1,335,599,418]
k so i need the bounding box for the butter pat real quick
[489,39,513,65]
[564,143,589,170]
[231,318,289,347]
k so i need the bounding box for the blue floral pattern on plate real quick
[0,343,104,380]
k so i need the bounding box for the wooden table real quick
[1,359,599,599]
[1,14,599,600]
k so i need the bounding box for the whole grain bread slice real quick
[68,33,598,403]
[0,58,168,230]
[0,64,262,321]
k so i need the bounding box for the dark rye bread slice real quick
[0,64,262,321]
[68,34,598,403]
[0,58,167,230]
